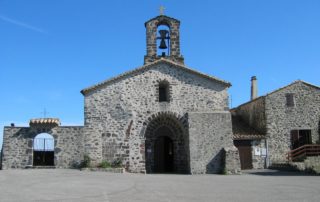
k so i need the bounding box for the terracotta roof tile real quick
[29,118,60,126]
[232,115,265,140]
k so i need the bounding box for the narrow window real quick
[159,82,169,102]
[286,93,295,107]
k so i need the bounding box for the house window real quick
[286,93,295,107]
[290,130,312,150]
[159,81,169,102]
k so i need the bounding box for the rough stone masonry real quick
[1,15,241,174]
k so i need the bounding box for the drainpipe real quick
[265,138,269,168]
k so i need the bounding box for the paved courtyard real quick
[0,169,319,202]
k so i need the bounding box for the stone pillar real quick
[223,147,241,174]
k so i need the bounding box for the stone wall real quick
[0,149,2,169]
[233,97,266,134]
[2,127,31,169]
[54,127,84,168]
[1,126,84,169]
[266,82,320,163]
[290,156,320,174]
[251,140,266,169]
[303,156,320,174]
[84,62,230,173]
[223,147,241,174]
[188,112,237,174]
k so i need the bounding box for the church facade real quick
[1,15,241,174]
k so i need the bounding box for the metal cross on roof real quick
[159,5,165,15]
[41,108,49,118]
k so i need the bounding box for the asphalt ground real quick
[0,169,319,202]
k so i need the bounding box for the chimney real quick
[251,76,258,100]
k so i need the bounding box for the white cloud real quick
[0,15,47,34]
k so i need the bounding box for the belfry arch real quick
[144,112,190,174]
[144,15,184,64]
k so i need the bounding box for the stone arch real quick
[144,111,189,173]
[156,19,173,28]
[33,133,54,151]
[33,132,55,166]
[156,21,171,56]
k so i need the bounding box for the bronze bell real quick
[159,39,167,49]
[158,30,169,49]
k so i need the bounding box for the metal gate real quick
[33,138,54,166]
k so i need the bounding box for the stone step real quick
[269,163,300,172]
[28,166,56,169]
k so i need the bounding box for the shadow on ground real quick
[242,169,318,176]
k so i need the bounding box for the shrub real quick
[99,160,111,168]
[220,168,227,175]
[80,154,91,168]
[111,158,122,168]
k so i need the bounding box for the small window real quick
[290,130,312,150]
[286,93,295,107]
[159,82,169,102]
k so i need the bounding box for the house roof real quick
[264,80,320,97]
[234,80,320,109]
[232,115,265,140]
[81,58,231,95]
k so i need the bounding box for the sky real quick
[1,0,320,149]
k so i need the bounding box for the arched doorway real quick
[154,135,174,173]
[33,133,54,166]
[144,112,189,174]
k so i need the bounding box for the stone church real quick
[1,15,241,174]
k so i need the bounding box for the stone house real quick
[232,77,320,169]
[1,15,241,174]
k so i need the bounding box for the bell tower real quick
[144,15,184,64]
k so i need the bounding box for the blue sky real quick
[1,0,320,149]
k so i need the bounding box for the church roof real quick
[81,58,231,95]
